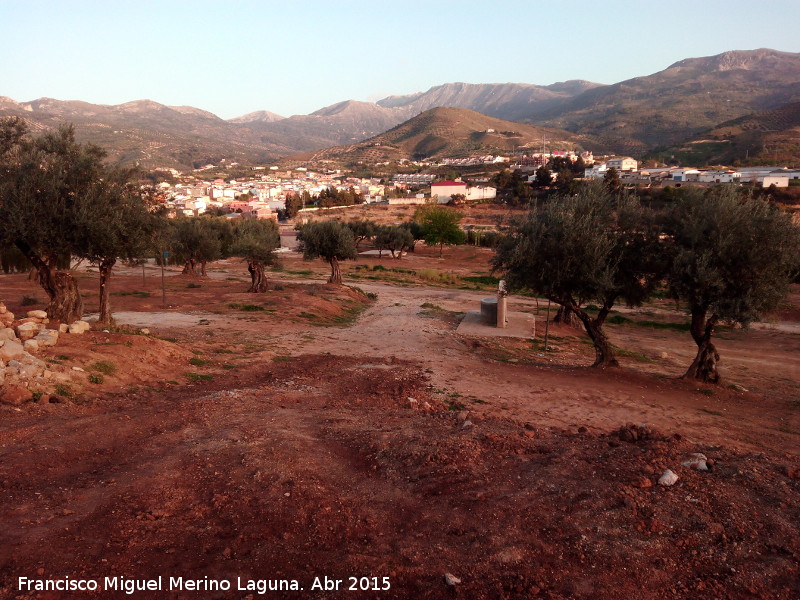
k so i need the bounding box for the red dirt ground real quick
[0,251,798,599]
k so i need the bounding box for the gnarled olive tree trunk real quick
[98,257,116,327]
[182,258,198,276]
[684,309,721,383]
[572,302,619,368]
[247,260,269,293]
[553,305,578,327]
[17,242,83,324]
[327,256,342,285]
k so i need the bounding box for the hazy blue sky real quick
[2,0,799,119]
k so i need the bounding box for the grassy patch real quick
[700,407,724,415]
[228,303,266,311]
[637,319,691,332]
[417,268,458,285]
[461,275,499,286]
[90,360,117,376]
[21,295,39,306]
[185,372,213,382]
[608,314,632,325]
[88,374,104,384]
[189,357,210,367]
[272,355,293,363]
[186,282,202,289]
[112,291,150,298]
[159,336,179,343]
[614,347,656,363]
[54,384,74,400]
[697,388,715,397]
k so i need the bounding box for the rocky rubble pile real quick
[0,302,91,406]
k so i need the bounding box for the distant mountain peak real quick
[668,48,796,72]
[228,110,285,124]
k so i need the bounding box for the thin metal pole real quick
[544,299,551,352]
[161,252,166,307]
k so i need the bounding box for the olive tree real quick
[171,216,233,277]
[230,218,281,292]
[78,171,160,327]
[296,220,357,285]
[414,205,466,257]
[667,187,800,383]
[346,219,378,251]
[0,121,116,323]
[493,184,664,367]
[375,225,414,258]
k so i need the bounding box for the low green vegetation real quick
[228,303,267,312]
[185,372,213,382]
[90,360,117,376]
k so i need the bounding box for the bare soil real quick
[1,249,798,599]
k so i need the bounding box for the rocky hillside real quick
[305,107,586,164]
[534,49,800,154]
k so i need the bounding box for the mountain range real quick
[1,48,798,169]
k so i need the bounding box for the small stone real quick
[140,328,150,335]
[444,573,461,586]
[681,453,709,471]
[0,328,16,341]
[27,310,48,319]
[34,330,59,347]
[634,476,653,489]
[462,420,473,429]
[72,366,85,372]
[15,322,40,341]
[23,339,40,353]
[659,352,669,359]
[731,383,748,392]
[0,340,25,362]
[457,410,469,422]
[407,397,418,408]
[658,469,679,486]
[58,323,69,334]
[68,321,91,334]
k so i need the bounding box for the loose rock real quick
[658,469,679,486]
[444,573,461,586]
[681,453,709,471]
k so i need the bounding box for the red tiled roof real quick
[432,181,466,186]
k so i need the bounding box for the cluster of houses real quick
[154,148,797,221]
[584,158,799,188]
[156,167,498,218]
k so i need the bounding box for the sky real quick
[2,0,799,120]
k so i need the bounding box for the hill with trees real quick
[306,107,587,163]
